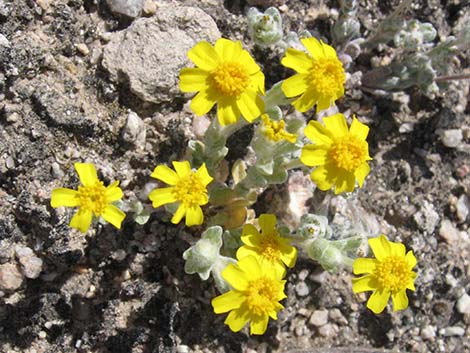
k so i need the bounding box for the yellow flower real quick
[50,163,125,233]
[211,256,286,335]
[352,235,417,314]
[281,37,345,113]
[261,114,297,143]
[148,161,213,227]
[179,38,265,126]
[301,113,372,194]
[237,214,297,276]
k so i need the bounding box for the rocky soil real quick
[0,0,469,352]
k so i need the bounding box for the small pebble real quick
[439,129,463,148]
[421,325,436,341]
[439,326,465,337]
[318,323,338,337]
[295,281,309,297]
[0,263,24,291]
[456,194,469,223]
[309,309,329,327]
[438,219,460,244]
[456,293,470,315]
[75,43,90,56]
[329,308,348,325]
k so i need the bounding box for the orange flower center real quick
[77,181,107,215]
[308,57,345,98]
[211,62,250,97]
[246,277,280,316]
[172,172,207,208]
[329,135,367,172]
[374,256,411,292]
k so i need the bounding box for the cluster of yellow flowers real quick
[50,37,417,335]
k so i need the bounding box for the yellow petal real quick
[353,258,377,274]
[238,47,263,76]
[179,68,209,92]
[172,161,191,178]
[237,255,262,277]
[171,204,186,224]
[391,289,409,311]
[236,245,258,261]
[321,40,339,59]
[51,188,79,208]
[214,38,242,62]
[148,187,176,208]
[185,205,204,226]
[236,89,264,123]
[250,315,269,335]
[316,95,333,112]
[250,70,265,95]
[323,113,348,137]
[333,172,356,194]
[300,145,328,167]
[212,290,244,314]
[101,204,125,229]
[187,41,219,71]
[281,73,309,98]
[389,240,406,257]
[281,48,313,73]
[280,244,297,268]
[301,37,325,58]
[292,88,317,113]
[189,88,217,116]
[352,274,378,293]
[225,306,250,332]
[367,289,390,314]
[217,98,240,126]
[406,250,417,269]
[349,117,369,140]
[195,163,213,186]
[151,165,179,185]
[310,164,337,191]
[69,209,93,233]
[105,181,123,202]
[222,263,249,291]
[74,163,98,187]
[241,224,262,247]
[406,273,417,291]
[354,163,370,188]
[368,235,391,261]
[304,120,334,146]
[259,214,276,234]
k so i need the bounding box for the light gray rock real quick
[15,246,43,279]
[309,309,329,327]
[102,5,220,104]
[439,129,463,148]
[106,0,145,18]
[438,219,460,244]
[439,326,465,336]
[456,293,470,315]
[456,194,469,222]
[122,111,146,149]
[295,281,309,297]
[413,200,439,234]
[0,263,24,291]
[421,325,436,341]
[0,33,9,47]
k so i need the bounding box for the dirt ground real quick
[0,0,469,352]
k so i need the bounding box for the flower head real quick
[179,38,265,126]
[148,161,213,227]
[237,214,297,276]
[50,163,125,233]
[281,37,345,113]
[301,113,372,194]
[261,114,297,143]
[211,256,286,335]
[352,235,417,314]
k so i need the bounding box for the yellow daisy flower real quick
[281,37,345,113]
[179,38,265,126]
[260,114,297,143]
[352,235,417,314]
[148,161,213,227]
[237,214,297,276]
[211,256,286,335]
[301,113,372,194]
[50,163,125,233]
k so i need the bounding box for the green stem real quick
[283,158,304,170]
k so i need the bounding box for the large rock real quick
[102,5,220,104]
[106,0,145,18]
